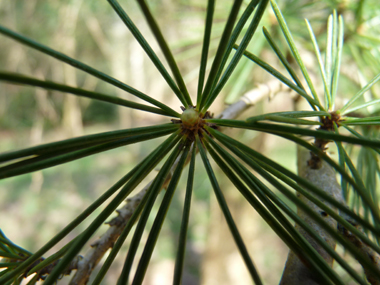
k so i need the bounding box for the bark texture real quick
[338,214,380,285]
[279,147,343,285]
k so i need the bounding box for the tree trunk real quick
[279,147,342,285]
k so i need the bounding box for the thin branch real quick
[217,79,292,119]
[69,187,148,285]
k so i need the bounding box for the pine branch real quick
[65,79,289,284]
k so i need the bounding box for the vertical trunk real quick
[279,147,343,285]
[60,1,84,136]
